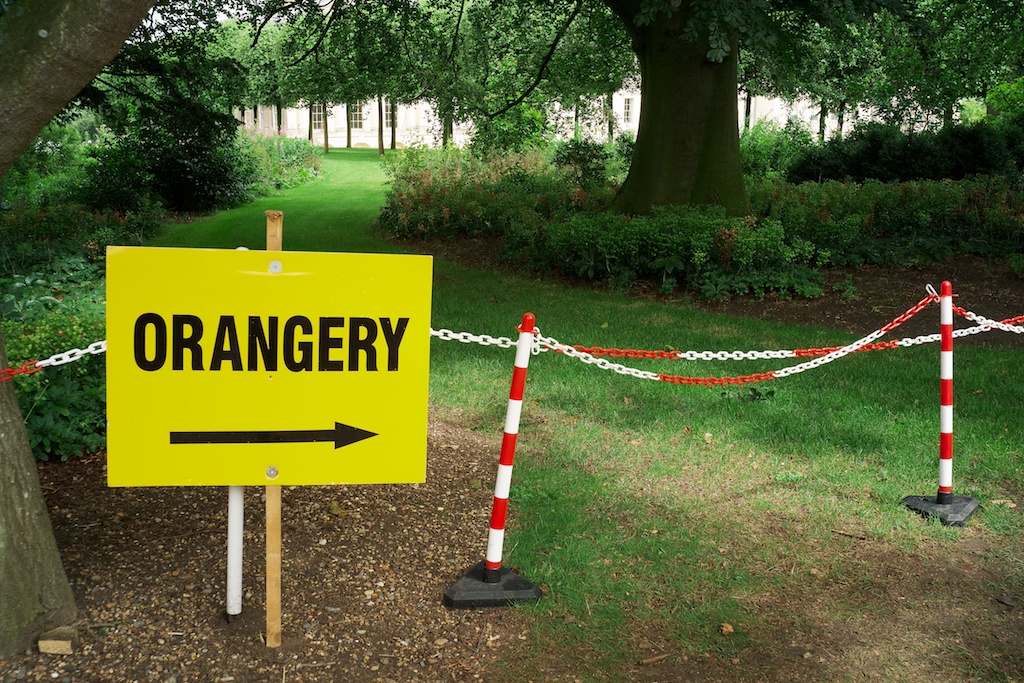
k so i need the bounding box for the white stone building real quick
[240,92,852,148]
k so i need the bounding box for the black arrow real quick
[169,422,377,449]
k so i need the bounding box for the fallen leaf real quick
[720,623,734,636]
[703,433,713,444]
[990,499,1017,509]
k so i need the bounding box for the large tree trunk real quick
[0,337,77,655]
[0,0,156,657]
[0,0,155,178]
[605,0,747,216]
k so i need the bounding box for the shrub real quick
[0,204,160,275]
[377,142,1024,300]
[244,133,322,192]
[377,146,612,241]
[787,121,1023,185]
[740,119,815,180]
[519,206,826,298]
[1,256,106,460]
[749,177,1024,266]
[553,138,611,188]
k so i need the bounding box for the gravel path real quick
[3,409,529,683]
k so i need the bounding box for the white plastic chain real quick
[35,340,107,369]
[955,308,1024,335]
[772,327,886,378]
[535,335,662,381]
[672,319,1018,360]
[429,328,516,348]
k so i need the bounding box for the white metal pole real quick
[226,485,244,616]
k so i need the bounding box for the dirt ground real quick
[2,252,1023,683]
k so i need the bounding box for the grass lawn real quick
[153,149,1024,682]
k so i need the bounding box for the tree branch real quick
[485,0,584,119]
[285,2,339,67]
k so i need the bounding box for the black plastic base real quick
[443,561,542,609]
[902,495,980,527]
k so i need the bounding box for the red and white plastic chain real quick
[534,290,939,386]
[0,340,108,383]
[953,306,1024,335]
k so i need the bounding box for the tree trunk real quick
[443,116,453,146]
[308,106,313,141]
[837,100,846,138]
[322,105,329,154]
[276,101,283,135]
[744,90,752,131]
[0,0,155,656]
[606,0,748,216]
[818,102,828,142]
[0,337,77,656]
[377,97,385,156]
[606,91,614,143]
[390,102,397,150]
[0,0,156,177]
[439,97,455,147]
[346,103,353,149]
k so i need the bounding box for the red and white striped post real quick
[444,313,543,608]
[937,280,954,504]
[484,312,535,582]
[903,281,979,526]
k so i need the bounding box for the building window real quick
[311,104,324,130]
[623,98,634,124]
[349,102,364,129]
[385,101,399,128]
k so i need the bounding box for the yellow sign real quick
[106,247,432,487]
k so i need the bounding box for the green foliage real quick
[787,121,1021,184]
[740,119,815,180]
[988,78,1024,118]
[469,105,550,154]
[380,145,1024,298]
[749,177,1024,267]
[1007,253,1024,278]
[516,207,826,299]
[0,121,90,209]
[552,138,611,188]
[377,145,613,240]
[0,204,160,275]
[88,113,259,213]
[0,255,106,461]
[242,133,323,193]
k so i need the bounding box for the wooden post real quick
[265,485,282,647]
[265,209,283,648]
[265,210,283,251]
